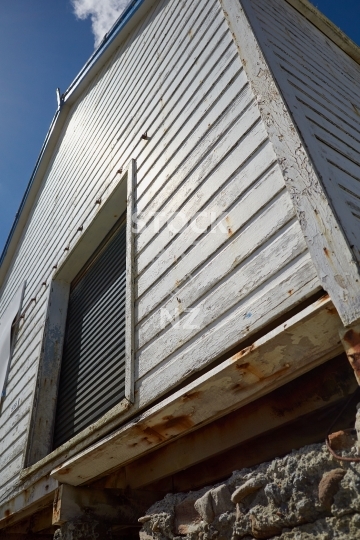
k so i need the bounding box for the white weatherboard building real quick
[0,0,360,537]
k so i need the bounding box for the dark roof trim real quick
[63,0,146,102]
[0,108,61,267]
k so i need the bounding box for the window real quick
[25,162,135,466]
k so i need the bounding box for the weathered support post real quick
[340,326,360,451]
[53,518,111,540]
[52,484,160,539]
[340,325,360,385]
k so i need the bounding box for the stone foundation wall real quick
[139,442,360,539]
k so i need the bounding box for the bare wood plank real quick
[52,484,143,526]
[124,355,356,488]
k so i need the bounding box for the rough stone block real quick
[231,475,266,504]
[194,490,215,523]
[211,484,232,515]
[328,430,356,451]
[174,497,201,534]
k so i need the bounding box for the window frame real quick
[24,161,135,467]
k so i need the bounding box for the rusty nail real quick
[53,265,57,270]
[95,199,102,205]
[141,132,149,140]
[64,247,69,252]
[42,282,47,286]
[117,168,123,174]
[78,225,83,232]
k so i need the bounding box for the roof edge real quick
[0,104,70,288]
[63,0,147,104]
[285,0,360,64]
[0,108,59,267]
[0,0,151,290]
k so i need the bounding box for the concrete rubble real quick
[139,441,360,539]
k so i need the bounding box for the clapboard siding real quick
[133,0,321,389]
[137,253,318,405]
[0,294,45,500]
[247,0,360,264]
[0,0,320,500]
[0,0,225,310]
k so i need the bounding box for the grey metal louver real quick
[53,218,126,448]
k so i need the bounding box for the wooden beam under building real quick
[101,354,356,491]
[51,296,344,486]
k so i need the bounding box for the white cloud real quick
[72,0,130,48]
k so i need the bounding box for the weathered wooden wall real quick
[0,0,320,501]
[244,0,360,266]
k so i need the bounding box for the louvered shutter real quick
[53,219,127,448]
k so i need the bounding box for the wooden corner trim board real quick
[220,0,360,327]
[49,295,342,486]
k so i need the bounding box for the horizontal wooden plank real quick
[137,219,306,376]
[137,192,295,349]
[283,0,360,66]
[256,5,360,105]
[136,92,266,257]
[137,102,262,275]
[137,168,287,314]
[137,254,320,404]
[124,355,356,488]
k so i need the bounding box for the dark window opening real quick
[53,217,127,448]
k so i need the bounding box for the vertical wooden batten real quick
[125,159,136,405]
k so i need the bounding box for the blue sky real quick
[0,0,360,257]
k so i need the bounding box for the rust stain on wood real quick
[130,415,195,447]
[236,362,263,380]
[181,391,202,402]
[55,467,72,476]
